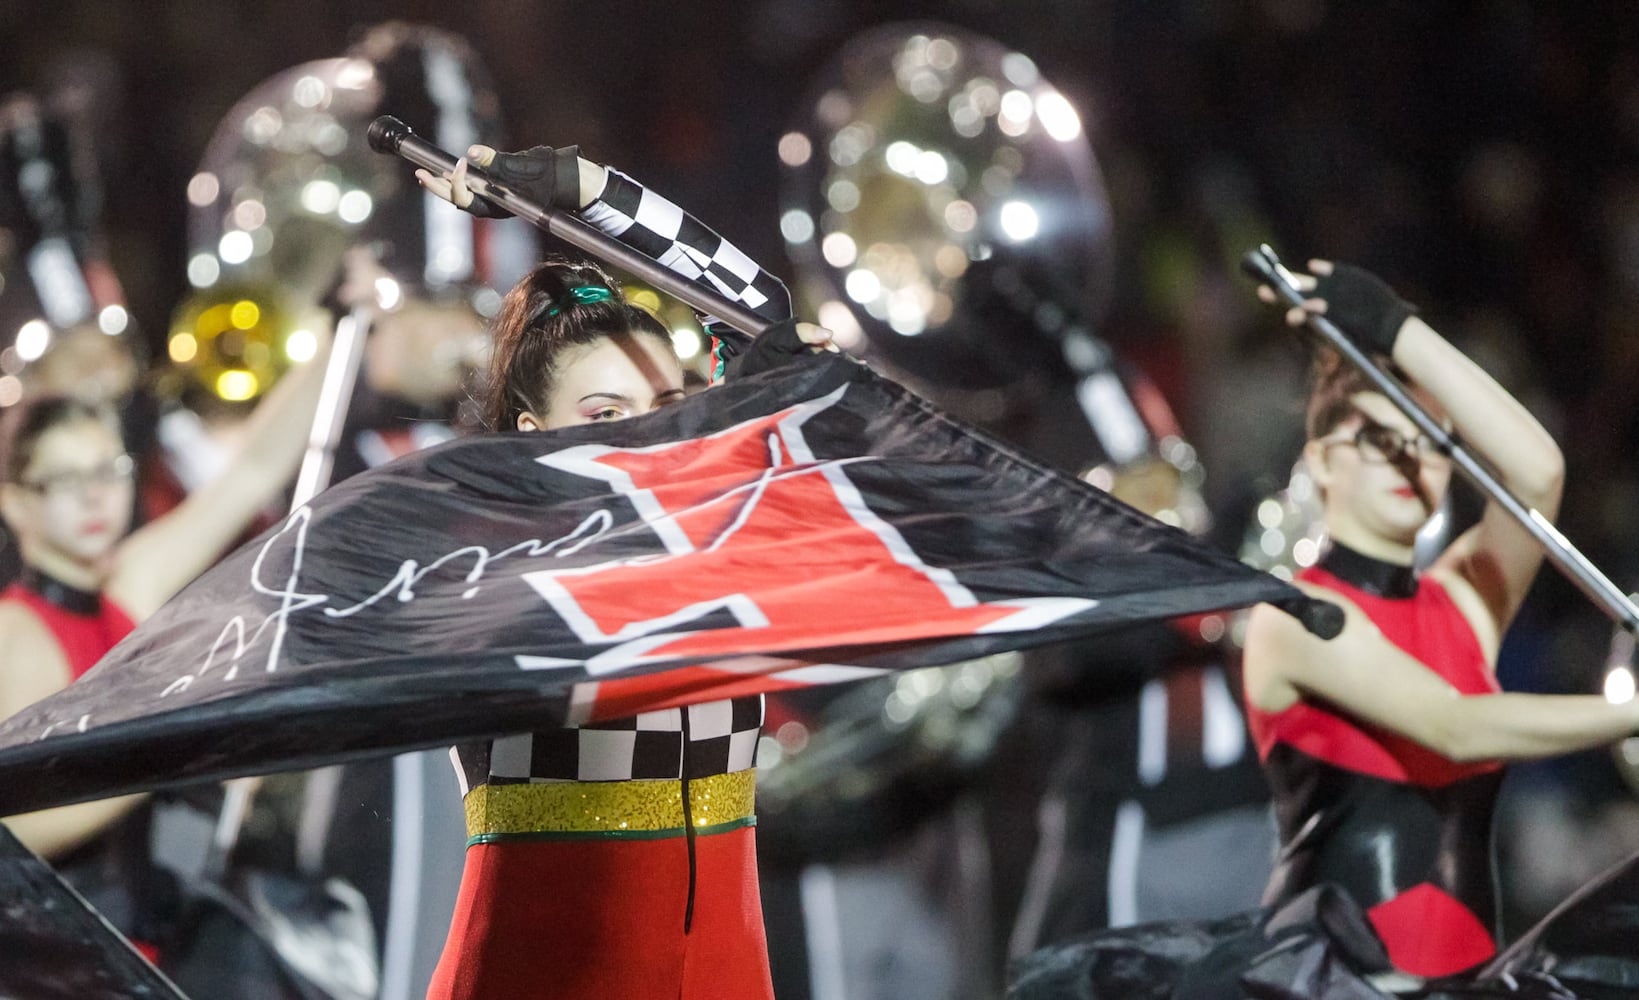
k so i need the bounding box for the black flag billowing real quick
[0,355,1308,816]
[0,826,187,1000]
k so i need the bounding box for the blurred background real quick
[4,0,1639,995]
[5,0,1637,568]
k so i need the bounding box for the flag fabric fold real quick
[0,826,188,1000]
[0,355,1303,816]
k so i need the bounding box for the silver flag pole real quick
[366,115,773,339]
[209,302,373,878]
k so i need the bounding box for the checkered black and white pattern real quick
[580,168,793,330]
[446,172,785,795]
[452,695,764,793]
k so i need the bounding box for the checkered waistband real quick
[464,769,757,845]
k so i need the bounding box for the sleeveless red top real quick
[1245,554,1504,977]
[1,577,135,681]
[1248,564,1502,786]
[1,572,153,959]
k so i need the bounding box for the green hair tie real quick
[546,284,615,316]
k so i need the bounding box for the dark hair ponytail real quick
[1,395,121,484]
[482,258,672,431]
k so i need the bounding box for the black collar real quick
[20,566,103,616]
[1319,542,1418,600]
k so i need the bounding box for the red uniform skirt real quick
[427,773,772,999]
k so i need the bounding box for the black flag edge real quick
[0,570,1295,817]
[0,355,1315,815]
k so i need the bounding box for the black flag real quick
[0,355,1308,816]
[0,826,188,1000]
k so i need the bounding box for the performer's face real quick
[1307,391,1452,547]
[517,331,686,432]
[1,418,134,569]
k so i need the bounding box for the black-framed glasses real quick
[17,454,135,499]
[1322,420,1449,466]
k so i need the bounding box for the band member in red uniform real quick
[0,334,328,961]
[419,145,830,999]
[1241,260,1639,978]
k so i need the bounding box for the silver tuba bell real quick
[777,23,1114,403]
[759,22,1116,855]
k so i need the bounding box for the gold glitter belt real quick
[464,769,757,845]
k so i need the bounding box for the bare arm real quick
[4,794,144,860]
[1391,319,1563,517]
[1278,259,1565,631]
[1390,317,1564,630]
[421,148,796,327]
[0,605,143,858]
[107,323,332,620]
[1244,584,1638,763]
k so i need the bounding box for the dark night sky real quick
[5,0,1639,559]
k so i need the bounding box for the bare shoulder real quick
[1246,579,1370,651]
[1426,512,1539,653]
[0,602,73,719]
[1243,579,1377,710]
[0,600,54,648]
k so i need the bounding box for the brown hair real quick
[482,258,673,431]
[1304,349,1410,440]
[0,395,121,484]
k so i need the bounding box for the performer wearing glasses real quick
[0,343,329,959]
[1319,420,1446,469]
[1012,260,1639,998]
[1239,260,1639,979]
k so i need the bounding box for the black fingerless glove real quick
[1311,263,1418,357]
[724,319,810,380]
[463,145,584,219]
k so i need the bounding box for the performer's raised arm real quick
[417,144,835,378]
[1262,260,1563,642]
[108,319,332,620]
[0,327,328,857]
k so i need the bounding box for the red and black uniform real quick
[1245,544,1504,977]
[428,167,787,1000]
[1,567,135,681]
[0,568,165,963]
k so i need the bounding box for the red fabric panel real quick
[1245,572,1501,787]
[538,405,1024,671]
[581,664,816,723]
[1366,881,1496,977]
[427,826,772,1000]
